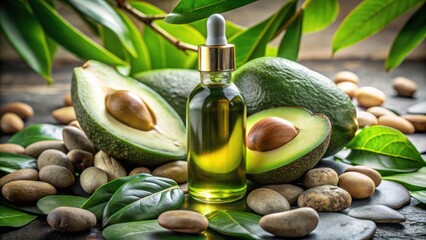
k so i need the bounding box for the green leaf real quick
[0,1,52,83]
[103,176,184,226]
[410,190,426,204]
[116,9,151,75]
[303,0,339,33]
[278,10,304,61]
[66,0,136,57]
[165,0,257,24]
[346,126,424,164]
[383,167,426,191]
[7,124,63,147]
[386,4,426,71]
[132,2,204,69]
[82,174,150,220]
[265,45,278,57]
[189,19,245,39]
[101,27,126,61]
[229,0,297,67]
[206,210,273,240]
[332,0,424,53]
[0,153,36,174]
[0,203,37,227]
[29,0,126,66]
[37,195,88,215]
[102,219,207,240]
[345,150,424,175]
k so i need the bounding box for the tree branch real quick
[117,0,198,52]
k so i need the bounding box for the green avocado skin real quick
[136,69,199,122]
[232,57,358,156]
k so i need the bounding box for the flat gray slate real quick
[348,205,406,223]
[407,101,426,115]
[304,213,376,240]
[346,180,411,211]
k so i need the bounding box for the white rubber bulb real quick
[206,14,227,46]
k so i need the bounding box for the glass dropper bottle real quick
[186,14,247,203]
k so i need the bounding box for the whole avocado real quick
[232,57,357,156]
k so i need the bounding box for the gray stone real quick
[347,180,411,211]
[407,101,426,115]
[305,213,376,240]
[348,205,406,223]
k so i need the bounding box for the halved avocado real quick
[246,107,331,184]
[71,61,186,166]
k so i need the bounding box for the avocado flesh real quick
[72,61,186,166]
[233,57,357,157]
[246,107,331,184]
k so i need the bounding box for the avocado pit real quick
[105,90,156,131]
[247,117,299,152]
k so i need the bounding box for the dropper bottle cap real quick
[198,14,235,72]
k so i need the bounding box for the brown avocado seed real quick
[105,90,156,131]
[247,117,299,152]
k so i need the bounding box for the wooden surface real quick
[0,60,425,239]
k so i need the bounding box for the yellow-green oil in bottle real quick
[187,72,246,203]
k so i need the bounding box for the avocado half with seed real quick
[246,107,331,184]
[71,61,186,166]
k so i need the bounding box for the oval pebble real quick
[52,106,76,124]
[297,185,352,212]
[37,149,74,173]
[158,210,208,234]
[345,166,382,187]
[392,77,417,97]
[348,205,406,223]
[366,106,397,118]
[303,167,339,188]
[0,102,34,119]
[336,81,358,99]
[357,111,378,128]
[62,126,96,154]
[263,184,304,205]
[129,167,151,175]
[2,180,56,202]
[247,188,290,215]
[355,87,386,108]
[1,113,24,133]
[402,115,426,133]
[259,207,319,237]
[67,149,93,172]
[0,169,38,188]
[153,161,187,184]
[47,207,96,232]
[26,140,67,158]
[39,165,75,189]
[0,143,26,154]
[378,115,415,134]
[338,172,375,199]
[333,71,359,84]
[80,167,108,194]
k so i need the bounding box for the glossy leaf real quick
[66,0,136,57]
[0,203,37,227]
[333,0,423,54]
[189,19,245,39]
[383,167,426,191]
[29,0,126,66]
[82,174,150,220]
[117,9,151,75]
[103,176,184,226]
[133,2,204,69]
[102,219,207,240]
[0,196,44,215]
[0,153,36,174]
[410,190,426,204]
[37,195,87,215]
[386,4,426,71]
[7,124,62,147]
[303,0,339,33]
[206,210,273,240]
[229,0,297,67]
[101,27,126,61]
[346,126,424,164]
[0,1,52,83]
[165,0,257,24]
[278,10,304,61]
[345,150,424,175]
